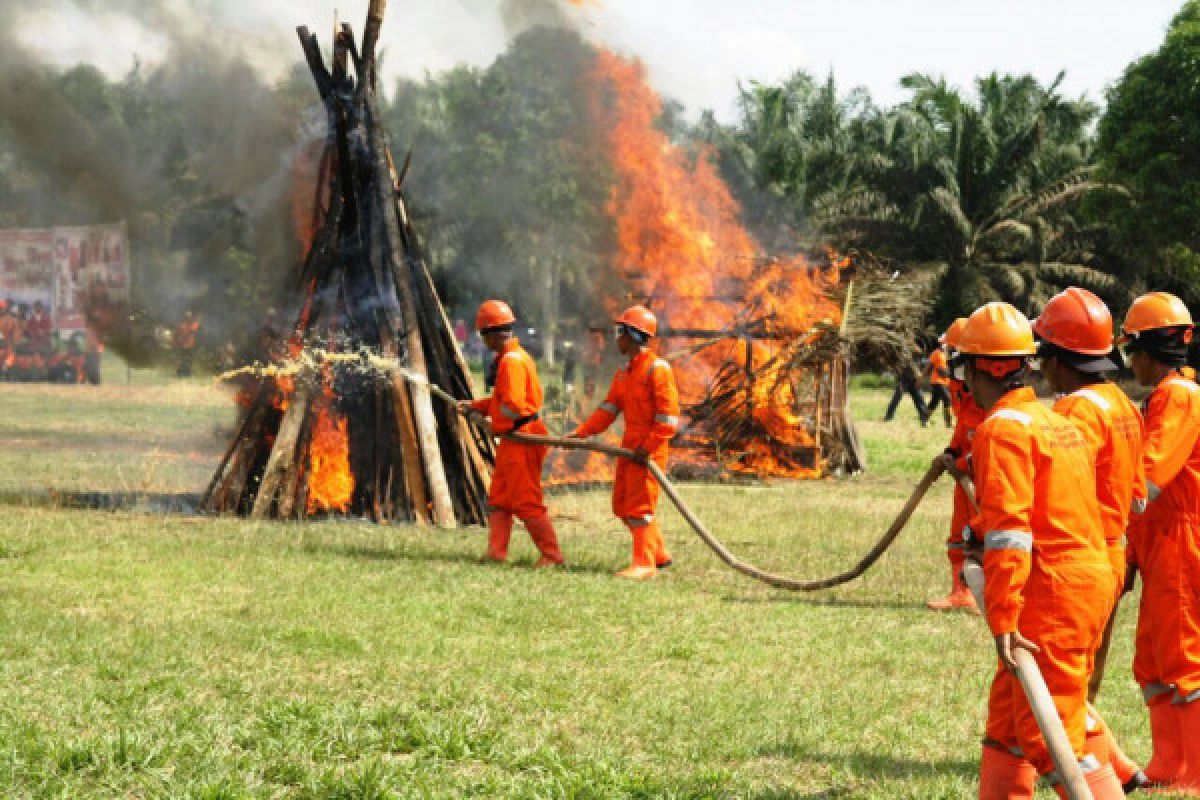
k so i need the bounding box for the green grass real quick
[0,373,1173,798]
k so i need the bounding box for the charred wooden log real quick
[202,5,493,525]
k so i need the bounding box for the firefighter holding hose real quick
[954,302,1124,799]
[460,300,564,568]
[570,305,679,580]
[1120,291,1200,791]
[1031,287,1149,792]
[928,317,986,613]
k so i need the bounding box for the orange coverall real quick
[1053,383,1146,587]
[946,380,988,572]
[973,387,1114,778]
[930,349,951,387]
[1128,374,1200,704]
[470,338,562,562]
[575,348,680,568]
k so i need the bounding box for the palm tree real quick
[817,72,1126,322]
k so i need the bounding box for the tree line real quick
[2,3,1200,359]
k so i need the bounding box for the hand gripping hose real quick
[962,560,1092,800]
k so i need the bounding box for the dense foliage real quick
[4,5,1200,360]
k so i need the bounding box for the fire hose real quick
[409,373,1090,794]
[509,429,1091,796]
[407,370,943,591]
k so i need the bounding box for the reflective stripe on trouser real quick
[1083,705,1141,785]
[1133,514,1200,698]
[984,565,1112,775]
[487,422,549,518]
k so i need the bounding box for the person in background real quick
[82,328,103,385]
[925,341,954,427]
[884,348,930,425]
[7,340,46,382]
[175,310,200,378]
[927,318,983,613]
[0,300,22,347]
[25,300,53,355]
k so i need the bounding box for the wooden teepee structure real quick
[202,1,492,526]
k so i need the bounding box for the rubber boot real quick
[1052,763,1125,800]
[485,510,512,562]
[979,745,1037,800]
[1144,694,1185,786]
[616,523,657,580]
[1085,704,1144,788]
[927,561,980,613]
[645,521,672,568]
[523,514,564,568]
[1174,697,1200,791]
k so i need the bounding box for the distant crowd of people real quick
[0,299,101,384]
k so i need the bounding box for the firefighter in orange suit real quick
[570,305,679,580]
[955,302,1123,799]
[926,343,954,427]
[1120,291,1200,790]
[1032,287,1149,792]
[928,318,985,613]
[460,300,564,568]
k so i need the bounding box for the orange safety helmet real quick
[1032,287,1114,356]
[957,302,1037,357]
[1119,291,1193,341]
[616,305,657,338]
[475,299,516,332]
[939,317,968,348]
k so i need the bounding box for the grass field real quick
[0,369,1174,798]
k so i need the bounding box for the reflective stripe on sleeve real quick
[624,515,654,528]
[1142,682,1174,702]
[600,402,619,414]
[1132,497,1147,514]
[1147,480,1161,502]
[1072,388,1111,411]
[500,404,521,420]
[990,409,1033,425]
[1168,378,1200,392]
[984,529,1033,553]
[654,413,679,426]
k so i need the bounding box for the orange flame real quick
[584,50,844,478]
[306,385,355,514]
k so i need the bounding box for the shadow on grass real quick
[297,536,620,576]
[719,592,926,612]
[760,739,978,782]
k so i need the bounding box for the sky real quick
[12,0,1186,119]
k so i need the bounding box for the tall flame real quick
[584,50,844,477]
[306,385,354,514]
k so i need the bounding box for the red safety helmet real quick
[475,299,516,332]
[1120,291,1193,341]
[1032,287,1114,356]
[616,305,657,338]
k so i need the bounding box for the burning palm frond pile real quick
[202,2,492,525]
[554,52,864,481]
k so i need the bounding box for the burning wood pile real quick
[548,52,865,482]
[202,2,492,526]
